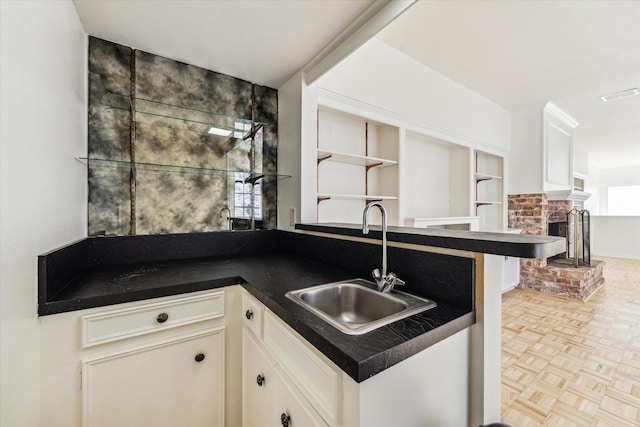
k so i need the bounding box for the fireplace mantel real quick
[545,189,591,202]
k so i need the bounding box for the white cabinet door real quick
[243,329,328,427]
[83,328,224,427]
[242,330,276,427]
[274,366,329,427]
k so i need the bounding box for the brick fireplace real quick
[508,193,604,300]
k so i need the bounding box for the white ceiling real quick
[72,0,380,88]
[377,0,640,169]
[73,0,640,169]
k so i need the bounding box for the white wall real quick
[0,2,87,425]
[508,105,544,194]
[277,73,303,231]
[587,165,640,215]
[316,38,511,152]
[591,216,640,260]
[278,72,319,228]
[585,165,640,259]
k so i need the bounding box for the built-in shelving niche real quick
[403,131,471,226]
[474,150,505,231]
[313,103,507,232]
[316,107,399,225]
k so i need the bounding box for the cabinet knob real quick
[280,413,290,427]
[245,309,253,320]
[156,312,169,323]
[194,353,205,362]
[256,374,265,386]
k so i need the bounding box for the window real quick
[230,121,263,220]
[234,121,252,139]
[608,185,640,215]
[233,172,262,219]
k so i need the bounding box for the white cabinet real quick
[80,291,226,427]
[242,330,277,427]
[83,328,224,427]
[274,365,329,427]
[543,101,578,192]
[243,330,328,427]
[241,291,331,427]
[239,291,474,427]
[40,288,238,427]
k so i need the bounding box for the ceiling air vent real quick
[600,88,639,102]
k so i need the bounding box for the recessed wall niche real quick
[87,37,278,236]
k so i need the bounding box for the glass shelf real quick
[78,157,290,181]
[101,92,267,139]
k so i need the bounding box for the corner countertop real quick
[39,237,472,382]
[296,223,565,259]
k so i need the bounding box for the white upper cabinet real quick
[543,101,579,192]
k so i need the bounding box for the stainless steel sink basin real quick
[285,278,436,335]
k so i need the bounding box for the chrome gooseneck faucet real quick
[362,202,405,293]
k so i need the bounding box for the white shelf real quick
[475,201,503,205]
[317,149,397,168]
[474,172,503,181]
[317,193,398,201]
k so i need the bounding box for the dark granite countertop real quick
[41,250,472,382]
[38,229,486,382]
[296,222,566,259]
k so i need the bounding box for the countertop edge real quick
[295,223,566,259]
[37,276,245,316]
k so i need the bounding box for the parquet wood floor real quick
[501,257,640,427]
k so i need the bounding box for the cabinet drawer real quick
[82,290,224,347]
[263,311,341,424]
[242,291,263,338]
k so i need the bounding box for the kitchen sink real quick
[285,278,436,335]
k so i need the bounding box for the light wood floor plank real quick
[501,257,640,426]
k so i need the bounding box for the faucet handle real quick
[372,268,382,282]
[387,272,405,287]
